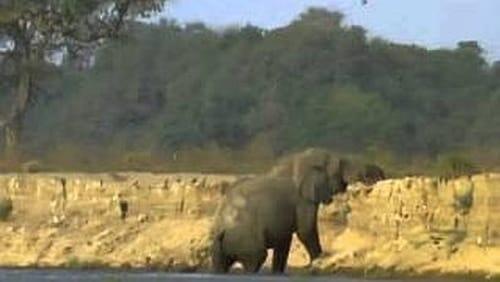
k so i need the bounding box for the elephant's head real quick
[269,148,348,204]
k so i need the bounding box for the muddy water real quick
[0,270,476,282]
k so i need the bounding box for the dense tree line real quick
[0,0,165,158]
[6,8,500,172]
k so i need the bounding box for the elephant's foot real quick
[241,251,267,273]
[309,251,334,272]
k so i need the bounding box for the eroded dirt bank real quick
[0,173,499,279]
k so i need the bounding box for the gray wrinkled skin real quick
[211,148,348,274]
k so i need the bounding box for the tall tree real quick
[0,0,165,157]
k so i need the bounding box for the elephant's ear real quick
[298,164,330,203]
[290,148,329,184]
[295,151,331,203]
[269,148,330,180]
[269,148,334,202]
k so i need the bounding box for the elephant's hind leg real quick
[272,235,292,273]
[212,254,234,273]
[241,249,267,273]
[211,232,233,273]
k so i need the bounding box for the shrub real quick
[435,154,478,179]
[0,197,13,221]
[65,256,106,269]
[21,160,43,173]
[453,184,474,215]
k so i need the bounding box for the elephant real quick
[210,148,348,273]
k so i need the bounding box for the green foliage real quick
[453,187,474,215]
[452,180,474,216]
[434,154,478,179]
[0,197,13,221]
[0,0,167,158]
[4,7,500,173]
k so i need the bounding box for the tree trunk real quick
[2,55,31,158]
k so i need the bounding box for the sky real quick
[158,0,500,61]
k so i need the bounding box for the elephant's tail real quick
[213,230,225,255]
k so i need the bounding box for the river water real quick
[0,270,476,282]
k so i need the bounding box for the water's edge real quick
[0,267,494,282]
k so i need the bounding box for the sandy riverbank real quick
[0,172,498,279]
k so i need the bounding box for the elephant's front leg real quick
[240,249,267,273]
[296,204,322,262]
[272,234,292,273]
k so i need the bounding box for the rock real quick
[119,200,129,220]
[21,160,43,173]
[137,214,148,223]
[477,236,483,246]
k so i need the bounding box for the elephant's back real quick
[229,176,295,196]
[221,176,297,239]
